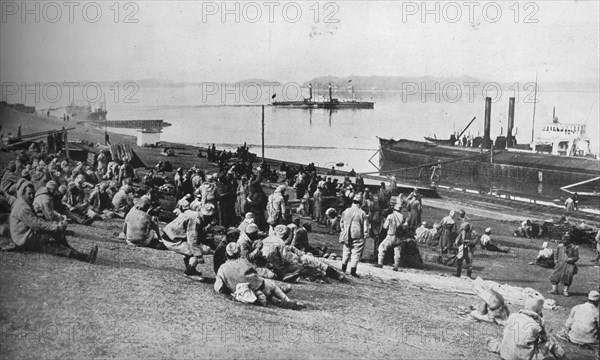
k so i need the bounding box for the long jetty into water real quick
[85,119,167,131]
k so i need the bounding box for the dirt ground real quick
[1,107,599,359]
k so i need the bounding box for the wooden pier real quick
[85,119,166,131]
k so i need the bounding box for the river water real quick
[47,84,600,173]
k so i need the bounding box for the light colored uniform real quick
[500,310,566,360]
[123,207,159,247]
[214,258,288,303]
[339,204,368,268]
[565,302,599,345]
[161,210,210,260]
[10,197,71,257]
[377,211,405,266]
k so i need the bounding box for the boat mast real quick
[531,72,538,143]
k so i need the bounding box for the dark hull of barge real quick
[379,138,600,201]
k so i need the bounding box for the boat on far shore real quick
[66,101,107,120]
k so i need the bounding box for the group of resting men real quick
[3,149,365,307]
[2,148,599,359]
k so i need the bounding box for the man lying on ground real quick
[265,225,344,282]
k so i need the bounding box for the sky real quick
[1,0,599,84]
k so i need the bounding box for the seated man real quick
[87,182,114,220]
[237,223,267,265]
[1,161,26,202]
[161,203,217,281]
[220,227,274,279]
[325,207,340,235]
[214,243,300,308]
[415,221,429,244]
[214,227,242,274]
[62,182,93,225]
[10,182,98,263]
[173,194,193,216]
[398,238,424,269]
[122,197,163,248]
[112,184,134,218]
[261,225,303,282]
[516,220,534,238]
[237,212,255,234]
[535,242,555,269]
[496,297,566,360]
[480,227,510,253]
[287,222,325,257]
[557,290,599,348]
[189,188,203,212]
[32,180,65,222]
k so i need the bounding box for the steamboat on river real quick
[378,97,600,204]
[273,83,374,109]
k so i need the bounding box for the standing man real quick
[430,160,442,188]
[549,234,579,297]
[439,210,457,254]
[313,186,324,226]
[377,182,391,213]
[199,174,218,206]
[455,222,474,278]
[236,175,249,218]
[339,194,369,277]
[565,196,575,215]
[266,185,287,233]
[374,200,406,271]
[593,229,600,263]
[406,196,422,233]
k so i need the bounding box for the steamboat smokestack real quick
[328,83,333,101]
[484,97,492,148]
[507,97,515,147]
[309,84,312,101]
